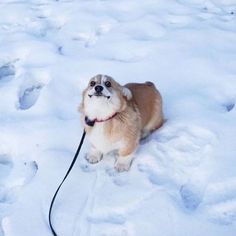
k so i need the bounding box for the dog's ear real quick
[122,87,132,100]
[78,89,86,113]
[78,103,84,113]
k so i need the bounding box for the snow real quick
[0,0,236,235]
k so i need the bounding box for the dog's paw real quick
[115,162,130,172]
[115,156,133,172]
[86,153,103,164]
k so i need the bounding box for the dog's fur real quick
[80,74,163,171]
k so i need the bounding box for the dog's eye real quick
[90,81,96,87]
[105,81,111,88]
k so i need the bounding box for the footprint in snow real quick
[17,161,38,186]
[18,84,43,110]
[0,223,4,236]
[0,155,13,205]
[0,155,38,233]
[138,124,216,214]
[205,199,236,225]
[138,163,168,186]
[223,102,235,112]
[85,23,113,48]
[79,162,97,172]
[0,154,13,182]
[0,158,38,204]
[202,178,236,225]
[0,63,15,84]
[180,183,204,211]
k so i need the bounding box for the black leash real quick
[48,130,86,236]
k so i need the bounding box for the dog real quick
[79,74,163,172]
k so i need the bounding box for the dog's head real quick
[81,74,132,121]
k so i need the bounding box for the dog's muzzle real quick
[95,85,103,93]
[88,85,110,99]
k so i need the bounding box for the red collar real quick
[85,113,118,127]
[95,112,118,123]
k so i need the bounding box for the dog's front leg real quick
[115,144,137,172]
[86,146,103,164]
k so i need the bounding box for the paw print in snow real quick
[18,84,43,110]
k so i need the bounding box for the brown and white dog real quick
[80,74,163,171]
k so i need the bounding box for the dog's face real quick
[81,74,132,120]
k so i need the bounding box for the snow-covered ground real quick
[0,0,236,235]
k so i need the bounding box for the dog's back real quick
[125,82,163,135]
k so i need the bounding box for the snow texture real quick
[0,0,236,236]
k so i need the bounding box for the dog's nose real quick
[95,85,103,93]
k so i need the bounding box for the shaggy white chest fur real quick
[84,94,121,121]
[87,123,122,154]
